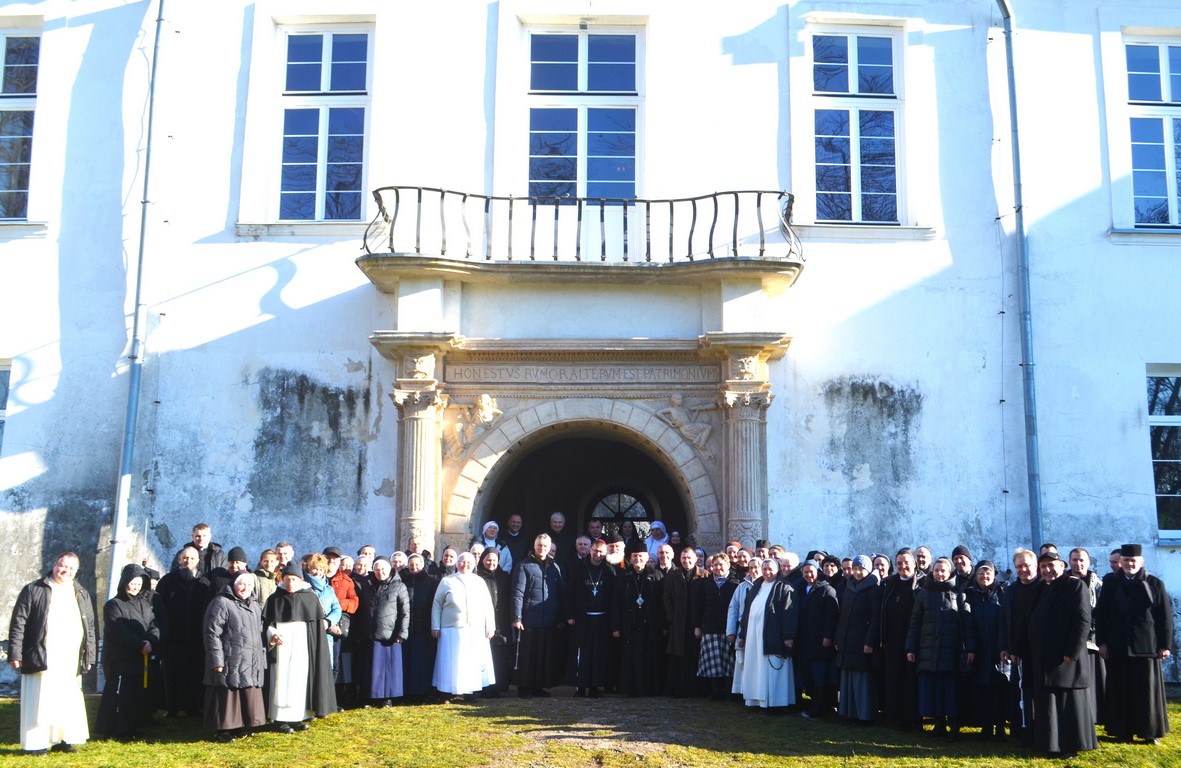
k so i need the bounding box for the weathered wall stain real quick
[247,368,374,515]
[822,377,922,553]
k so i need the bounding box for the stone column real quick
[721,388,773,544]
[372,332,460,557]
[701,332,790,544]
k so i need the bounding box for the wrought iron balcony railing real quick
[363,187,802,266]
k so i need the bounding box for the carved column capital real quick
[721,387,774,412]
[391,385,446,415]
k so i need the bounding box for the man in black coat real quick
[1000,547,1042,745]
[879,548,922,729]
[175,522,227,577]
[566,538,615,697]
[1027,553,1097,758]
[1095,542,1173,744]
[156,545,210,717]
[612,541,665,697]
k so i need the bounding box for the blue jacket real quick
[511,553,564,627]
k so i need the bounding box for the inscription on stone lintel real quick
[445,363,720,385]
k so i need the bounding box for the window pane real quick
[1127,44,1162,101]
[284,108,318,135]
[587,180,634,200]
[858,37,893,94]
[816,164,850,192]
[862,193,897,222]
[857,37,892,65]
[529,157,576,181]
[859,110,895,138]
[5,37,38,66]
[1132,142,1166,170]
[529,133,576,156]
[1151,426,1181,462]
[279,193,315,220]
[588,132,634,156]
[861,137,895,165]
[859,64,893,95]
[814,35,849,92]
[1157,495,1181,530]
[814,35,848,63]
[0,136,31,164]
[326,163,362,192]
[588,157,635,181]
[816,192,851,220]
[1131,117,1164,143]
[814,64,848,93]
[286,62,320,92]
[0,368,9,409]
[286,35,322,91]
[328,107,364,136]
[530,108,577,131]
[0,111,34,137]
[281,164,316,192]
[1148,377,1181,415]
[532,35,578,62]
[815,136,850,164]
[325,191,361,220]
[1135,198,1170,224]
[815,109,849,137]
[588,63,635,92]
[332,34,367,63]
[1132,169,1167,197]
[861,165,896,194]
[282,136,318,163]
[1171,47,1181,100]
[529,180,576,199]
[531,63,577,91]
[531,34,577,91]
[330,62,366,91]
[0,163,31,191]
[326,135,363,163]
[588,109,635,131]
[589,35,635,63]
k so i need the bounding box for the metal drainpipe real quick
[107,0,165,601]
[996,0,1044,548]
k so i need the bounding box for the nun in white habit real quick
[431,552,496,697]
[737,558,799,710]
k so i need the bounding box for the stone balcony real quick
[356,186,805,290]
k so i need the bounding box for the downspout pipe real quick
[996,0,1044,548]
[107,0,165,601]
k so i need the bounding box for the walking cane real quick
[514,628,521,671]
[143,653,149,689]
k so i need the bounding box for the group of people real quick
[4,515,1174,761]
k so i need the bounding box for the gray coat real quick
[202,585,266,689]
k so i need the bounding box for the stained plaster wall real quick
[4,0,1181,689]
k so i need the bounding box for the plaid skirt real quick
[697,634,735,678]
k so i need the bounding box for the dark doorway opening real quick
[485,435,688,541]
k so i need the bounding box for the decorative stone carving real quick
[733,355,759,381]
[728,518,764,546]
[406,353,436,380]
[444,393,503,460]
[655,393,717,458]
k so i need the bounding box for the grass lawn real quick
[0,691,1177,767]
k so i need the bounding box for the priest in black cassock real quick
[611,540,665,697]
[566,538,615,697]
[1027,552,1097,758]
[1095,543,1173,744]
[263,561,337,732]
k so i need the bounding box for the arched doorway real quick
[485,435,689,540]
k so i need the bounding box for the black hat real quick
[1120,543,1143,557]
[323,546,343,558]
[603,532,624,545]
[822,555,841,567]
[952,544,972,560]
[975,559,996,574]
[625,539,648,557]
[227,546,248,563]
[755,539,770,549]
[1037,552,1063,565]
[281,560,303,579]
[143,567,161,581]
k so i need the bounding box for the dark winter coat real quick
[691,575,739,636]
[879,573,922,649]
[663,565,707,656]
[795,578,839,663]
[741,579,799,657]
[905,577,976,674]
[511,553,564,627]
[8,573,97,675]
[612,566,665,641]
[834,572,881,671]
[363,573,409,643]
[476,566,512,639]
[964,580,1006,685]
[102,565,160,677]
[174,543,227,577]
[202,583,266,689]
[566,559,615,621]
[1028,574,1091,690]
[156,568,211,655]
[1001,577,1043,659]
[1095,568,1174,657]
[401,569,438,636]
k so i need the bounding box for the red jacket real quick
[329,569,359,614]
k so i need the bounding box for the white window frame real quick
[0,30,38,222]
[1125,39,1181,228]
[237,9,375,234]
[805,26,903,226]
[525,26,644,201]
[1147,365,1181,537]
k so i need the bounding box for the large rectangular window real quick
[279,29,369,221]
[1127,42,1181,226]
[811,32,899,224]
[0,34,37,220]
[1148,372,1181,531]
[527,31,639,200]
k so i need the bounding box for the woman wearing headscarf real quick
[202,571,267,742]
[906,557,976,739]
[97,564,159,741]
[262,561,336,733]
[738,558,798,712]
[475,547,512,696]
[359,557,409,707]
[964,560,1008,738]
[795,559,839,718]
[432,552,496,700]
[472,521,514,575]
[835,554,882,725]
[879,548,923,730]
[400,553,438,703]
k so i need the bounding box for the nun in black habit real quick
[262,561,337,732]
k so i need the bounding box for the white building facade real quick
[3,0,1181,682]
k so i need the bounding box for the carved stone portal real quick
[371,333,789,553]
